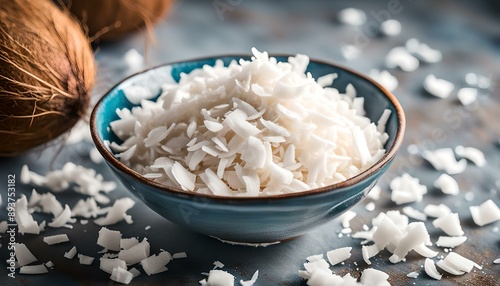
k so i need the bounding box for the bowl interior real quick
[93,55,403,193]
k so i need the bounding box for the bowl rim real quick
[90,53,406,202]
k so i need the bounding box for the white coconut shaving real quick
[19,264,48,274]
[338,210,357,228]
[14,195,40,235]
[43,234,69,245]
[118,238,150,265]
[432,213,464,236]
[493,258,500,264]
[141,251,172,275]
[78,254,95,265]
[423,204,452,218]
[422,148,467,175]
[240,270,259,286]
[64,246,78,259]
[301,265,390,286]
[15,243,38,266]
[94,198,135,226]
[173,252,188,259]
[337,8,366,26]
[455,145,486,167]
[368,69,398,92]
[424,258,442,280]
[457,87,478,106]
[366,185,381,200]
[405,38,442,63]
[390,173,427,205]
[407,271,419,278]
[433,174,459,195]
[385,46,419,72]
[124,48,145,73]
[21,163,116,199]
[97,227,122,251]
[100,258,127,274]
[423,75,455,98]
[469,199,500,226]
[436,236,467,248]
[110,48,390,197]
[110,266,134,284]
[380,19,401,37]
[436,252,482,275]
[326,247,352,266]
[48,205,75,229]
[402,206,427,221]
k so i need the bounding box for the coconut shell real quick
[0,0,95,156]
[64,0,174,41]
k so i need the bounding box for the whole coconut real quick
[0,0,95,156]
[63,0,174,41]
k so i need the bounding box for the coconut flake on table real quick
[0,221,7,233]
[385,46,419,72]
[110,266,134,284]
[15,243,38,266]
[124,48,145,73]
[78,254,95,265]
[141,251,172,275]
[172,252,188,259]
[48,204,75,229]
[457,87,478,106]
[437,252,482,275]
[340,44,361,60]
[28,189,63,216]
[423,203,452,218]
[100,258,127,275]
[469,199,500,226]
[493,258,500,264]
[110,48,390,197]
[19,264,48,275]
[15,195,40,235]
[433,174,459,195]
[337,210,357,228]
[406,271,419,279]
[455,145,486,167]
[368,69,398,92]
[421,148,466,174]
[97,227,122,251]
[405,38,442,63]
[240,270,259,286]
[423,75,455,98]
[326,247,352,266]
[94,197,135,226]
[432,213,464,236]
[337,8,366,26]
[436,236,467,248]
[425,258,442,280]
[364,202,376,212]
[465,73,491,89]
[118,238,150,265]
[402,206,427,221]
[365,185,381,200]
[43,234,69,245]
[380,19,401,36]
[64,246,78,259]
[389,173,427,205]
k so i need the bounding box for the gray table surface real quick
[1,0,499,285]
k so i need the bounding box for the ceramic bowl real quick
[90,55,405,243]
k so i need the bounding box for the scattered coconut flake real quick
[64,246,78,259]
[45,261,54,268]
[380,19,401,36]
[306,254,324,262]
[90,147,104,164]
[465,73,491,89]
[368,69,398,92]
[100,258,127,275]
[493,258,500,264]
[326,247,352,266]
[200,269,235,286]
[48,204,75,229]
[173,252,187,259]
[15,195,40,235]
[94,198,135,226]
[389,222,431,263]
[118,238,150,265]
[469,199,500,226]
[337,8,366,26]
[423,204,451,218]
[432,213,464,236]
[19,264,48,275]
[43,234,69,245]
[124,48,145,73]
[15,243,38,266]
[425,258,442,280]
[457,87,478,106]
[423,74,454,98]
[340,44,361,60]
[365,202,376,212]
[338,210,357,228]
[0,221,7,233]
[413,244,439,258]
[436,236,467,248]
[440,252,482,273]
[78,254,95,265]
[407,271,419,278]
[213,261,225,269]
[97,227,122,251]
[433,174,459,195]
[385,46,419,72]
[422,148,466,174]
[129,267,141,277]
[240,270,259,286]
[141,251,172,275]
[359,268,390,285]
[390,173,427,205]
[455,145,486,167]
[405,38,442,63]
[402,206,427,221]
[110,266,134,284]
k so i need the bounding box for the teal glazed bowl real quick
[90,55,405,243]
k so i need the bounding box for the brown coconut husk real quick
[0,0,95,156]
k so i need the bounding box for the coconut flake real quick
[337,8,366,26]
[97,227,122,251]
[457,87,478,106]
[423,204,451,218]
[15,243,38,266]
[110,266,134,284]
[432,213,464,236]
[422,148,466,174]
[407,271,419,279]
[469,199,500,226]
[141,251,172,275]
[436,236,467,248]
[439,252,482,273]
[386,46,419,72]
[94,198,135,226]
[423,75,454,99]
[425,258,442,280]
[369,69,398,92]
[64,246,78,259]
[455,145,486,167]
[19,264,48,275]
[15,195,40,235]
[326,247,352,266]
[402,206,427,221]
[433,174,459,195]
[43,234,69,245]
[100,258,127,274]
[390,173,427,205]
[48,204,74,229]
[406,38,442,63]
[78,254,95,265]
[118,238,150,265]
